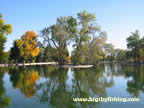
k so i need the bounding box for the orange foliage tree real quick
[16,31,40,63]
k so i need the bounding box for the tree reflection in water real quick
[103,64,144,98]
[0,68,11,108]
[9,67,40,98]
[3,64,144,108]
[36,67,77,108]
[36,64,114,108]
[122,65,144,97]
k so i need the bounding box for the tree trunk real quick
[23,60,25,67]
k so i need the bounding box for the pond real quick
[0,64,144,108]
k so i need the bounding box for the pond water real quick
[0,64,144,108]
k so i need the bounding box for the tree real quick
[114,49,127,61]
[40,16,77,65]
[16,31,40,64]
[0,13,12,63]
[42,46,54,62]
[36,48,44,62]
[74,10,96,49]
[2,51,9,64]
[9,40,21,63]
[126,30,144,63]
[71,11,107,64]
[139,46,144,63]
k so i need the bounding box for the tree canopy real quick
[0,13,12,63]
[40,16,77,65]
[126,30,144,63]
[71,11,107,64]
[16,31,40,63]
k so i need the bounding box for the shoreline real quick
[56,65,93,68]
[0,62,93,68]
[0,62,57,67]
[0,61,143,68]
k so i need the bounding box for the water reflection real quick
[0,64,144,108]
[122,65,144,97]
[36,67,77,108]
[103,64,144,97]
[9,67,40,98]
[0,68,11,108]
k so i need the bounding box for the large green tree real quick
[40,16,77,65]
[71,11,107,64]
[0,13,12,63]
[126,30,144,63]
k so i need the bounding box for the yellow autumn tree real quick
[16,31,40,63]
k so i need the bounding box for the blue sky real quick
[1,0,144,52]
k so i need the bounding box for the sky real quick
[0,0,144,52]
